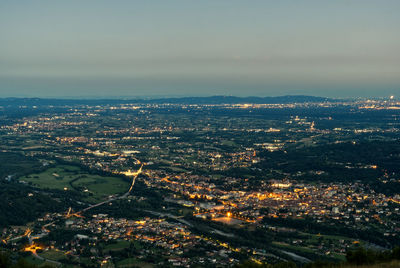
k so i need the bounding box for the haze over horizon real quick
[1,1,399,98]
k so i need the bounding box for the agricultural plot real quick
[38,249,67,262]
[19,165,129,202]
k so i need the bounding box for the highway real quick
[75,163,144,215]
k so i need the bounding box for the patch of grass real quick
[39,250,66,261]
[167,166,188,172]
[131,240,144,250]
[339,260,400,268]
[19,166,79,190]
[272,241,315,254]
[22,255,45,265]
[221,140,237,147]
[330,253,346,261]
[104,240,130,251]
[71,175,129,201]
[19,165,129,202]
[179,208,194,216]
[117,258,154,268]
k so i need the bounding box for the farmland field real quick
[19,165,129,202]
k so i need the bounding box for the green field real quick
[23,255,45,266]
[20,165,79,190]
[272,241,315,254]
[221,140,237,147]
[117,258,154,268]
[39,249,67,261]
[19,165,129,202]
[104,240,130,251]
[71,175,129,201]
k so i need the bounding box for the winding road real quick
[75,163,144,214]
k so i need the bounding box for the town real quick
[0,97,399,267]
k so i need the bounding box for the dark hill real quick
[0,95,336,106]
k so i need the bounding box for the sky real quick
[1,0,399,98]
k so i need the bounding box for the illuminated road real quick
[4,228,31,243]
[75,162,144,214]
[122,163,143,198]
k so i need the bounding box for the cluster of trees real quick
[0,181,65,227]
[0,153,67,226]
[0,251,54,268]
[257,140,400,193]
[0,152,45,180]
[236,261,297,268]
[346,246,400,266]
[262,217,393,247]
[236,247,400,268]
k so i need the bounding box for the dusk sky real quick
[1,1,399,98]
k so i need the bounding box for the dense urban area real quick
[0,96,400,267]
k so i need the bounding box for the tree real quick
[0,252,12,268]
[346,247,375,265]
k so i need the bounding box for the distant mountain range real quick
[0,95,336,106]
[146,95,334,104]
